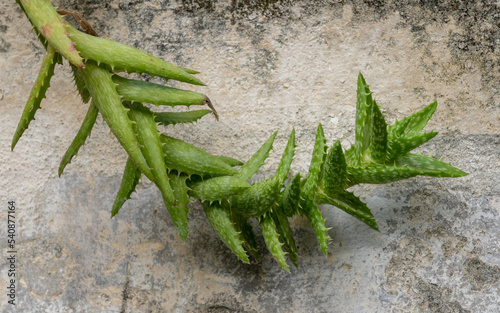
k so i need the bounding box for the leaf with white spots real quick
[320,140,348,193]
[348,74,387,166]
[395,153,468,177]
[388,101,437,138]
[316,190,379,231]
[386,132,438,161]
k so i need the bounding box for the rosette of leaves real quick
[12,1,467,272]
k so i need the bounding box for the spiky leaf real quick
[386,132,438,161]
[126,102,188,239]
[113,75,207,107]
[271,210,299,268]
[302,124,327,197]
[347,165,423,185]
[19,0,84,67]
[260,214,289,272]
[66,24,204,85]
[275,129,296,184]
[320,140,348,193]
[316,190,379,231]
[169,173,191,218]
[112,156,142,217]
[155,110,213,126]
[388,101,437,137]
[204,202,249,263]
[237,131,277,180]
[300,195,330,255]
[189,176,251,203]
[71,65,90,104]
[351,73,373,166]
[394,153,468,177]
[160,135,237,176]
[230,212,260,260]
[350,74,388,165]
[281,173,302,217]
[59,100,98,176]
[81,61,154,182]
[230,178,280,218]
[366,100,388,164]
[12,45,58,150]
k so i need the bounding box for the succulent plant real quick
[12,1,467,271]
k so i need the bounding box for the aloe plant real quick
[12,2,467,271]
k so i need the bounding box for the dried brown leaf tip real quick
[57,9,99,37]
[204,97,219,121]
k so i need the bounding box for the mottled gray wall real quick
[1,0,499,312]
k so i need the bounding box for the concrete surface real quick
[1,0,499,312]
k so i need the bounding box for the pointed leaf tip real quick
[204,202,250,263]
[260,214,290,272]
[320,140,348,193]
[303,124,327,197]
[275,129,296,184]
[12,45,58,150]
[237,131,278,180]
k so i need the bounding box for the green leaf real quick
[394,153,468,177]
[154,110,213,126]
[319,140,348,193]
[19,0,84,67]
[113,75,207,107]
[259,214,289,272]
[160,135,237,176]
[351,73,373,166]
[349,74,388,165]
[230,212,260,260]
[59,100,98,176]
[16,0,48,50]
[66,24,204,85]
[81,61,154,182]
[189,176,251,203]
[300,195,330,256]
[275,129,296,184]
[127,102,173,188]
[347,165,423,185]
[386,132,438,160]
[388,101,437,137]
[71,65,90,104]
[348,152,468,185]
[204,202,249,263]
[302,124,327,197]
[230,178,281,218]
[168,173,191,221]
[179,67,199,74]
[271,210,299,268]
[214,155,244,167]
[12,45,58,150]
[316,190,379,231]
[237,131,277,180]
[366,100,388,164]
[112,156,142,217]
[126,102,188,240]
[281,173,302,217]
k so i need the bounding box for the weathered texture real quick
[1,0,498,312]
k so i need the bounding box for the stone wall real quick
[1,1,498,312]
